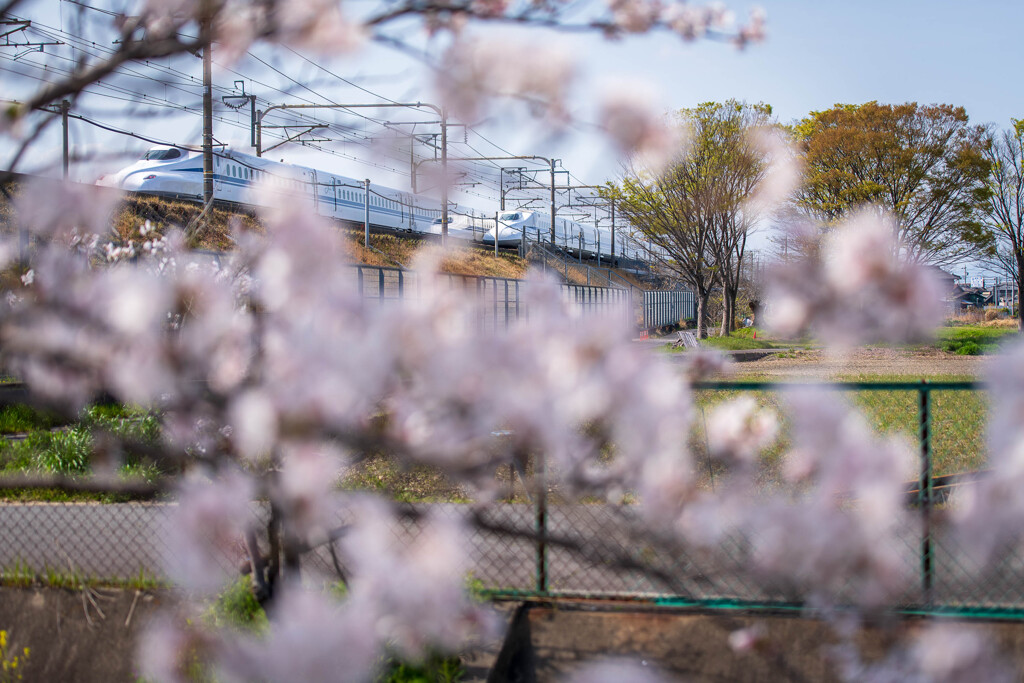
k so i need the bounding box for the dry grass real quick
[947,311,985,325]
[342,455,472,502]
[437,247,528,278]
[978,318,1019,329]
[113,195,263,251]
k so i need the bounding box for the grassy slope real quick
[121,195,538,278]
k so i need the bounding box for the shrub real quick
[984,308,1002,322]
[33,429,91,474]
[955,341,982,356]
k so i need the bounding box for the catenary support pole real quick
[550,159,556,245]
[440,107,449,247]
[610,198,616,266]
[364,179,371,249]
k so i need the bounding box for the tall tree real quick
[703,102,772,334]
[606,100,771,338]
[792,102,991,265]
[983,120,1024,329]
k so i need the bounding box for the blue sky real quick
[552,0,1022,177]
[617,0,1020,128]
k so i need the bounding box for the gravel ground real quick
[729,346,989,379]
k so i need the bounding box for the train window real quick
[143,148,181,160]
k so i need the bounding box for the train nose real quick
[97,169,130,189]
[118,172,156,191]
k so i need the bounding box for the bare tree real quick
[607,101,772,338]
[983,120,1024,329]
[703,102,772,334]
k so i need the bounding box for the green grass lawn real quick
[934,325,1019,355]
[700,335,776,351]
[663,326,810,353]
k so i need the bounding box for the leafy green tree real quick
[607,100,772,338]
[792,102,992,265]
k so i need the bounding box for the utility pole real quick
[60,99,69,179]
[201,20,213,205]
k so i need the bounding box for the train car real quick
[99,144,661,267]
[428,213,496,242]
[485,210,632,263]
[99,145,442,234]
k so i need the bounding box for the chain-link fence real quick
[3,380,1018,619]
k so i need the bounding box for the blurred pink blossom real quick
[765,210,945,345]
[598,83,680,173]
[706,396,777,464]
[436,37,576,122]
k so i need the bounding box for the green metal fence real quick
[480,380,1024,620]
[3,380,1018,621]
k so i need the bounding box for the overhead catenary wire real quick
[7,8,625,223]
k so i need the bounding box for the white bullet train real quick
[98,145,447,232]
[483,210,638,262]
[98,145,652,264]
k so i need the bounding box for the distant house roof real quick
[926,265,960,281]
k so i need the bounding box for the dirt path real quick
[730,346,989,379]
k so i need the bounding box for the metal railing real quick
[642,290,695,328]
[347,264,633,328]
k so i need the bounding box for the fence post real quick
[535,452,548,594]
[918,381,934,606]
